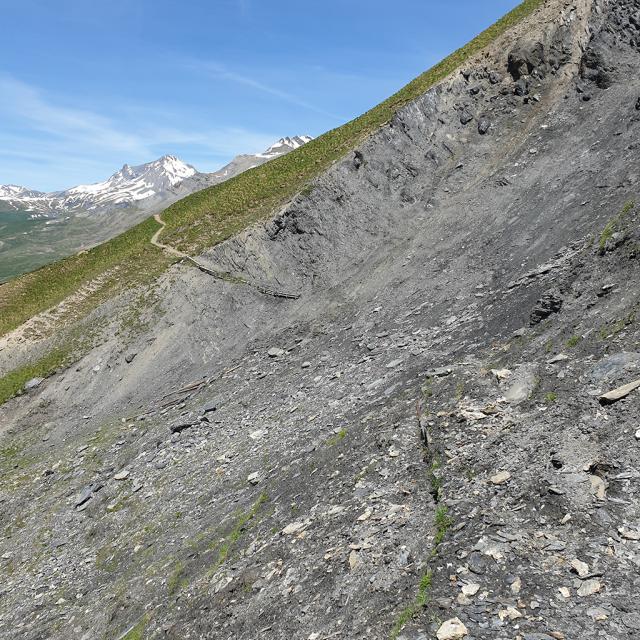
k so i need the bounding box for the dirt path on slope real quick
[150,212,300,299]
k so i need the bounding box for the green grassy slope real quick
[0,0,545,339]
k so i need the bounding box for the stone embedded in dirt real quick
[170,422,195,434]
[548,353,569,364]
[589,474,606,499]
[618,526,640,541]
[247,472,260,485]
[491,368,512,380]
[267,347,285,358]
[113,470,130,481]
[461,582,480,596]
[301,361,311,369]
[598,378,640,405]
[425,366,453,378]
[503,365,537,404]
[498,606,522,621]
[571,559,590,578]
[125,352,137,364]
[577,579,602,597]
[282,522,306,536]
[459,109,474,125]
[635,429,640,440]
[348,550,360,571]
[489,70,502,84]
[490,471,511,485]
[24,377,44,391]
[478,119,491,135]
[559,586,571,598]
[386,359,403,369]
[436,617,468,640]
[75,486,94,507]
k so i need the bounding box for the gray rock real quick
[503,365,537,404]
[24,377,44,391]
[529,291,563,325]
[460,109,474,125]
[478,119,491,135]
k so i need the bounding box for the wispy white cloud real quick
[184,59,343,121]
[0,74,281,190]
[0,75,151,156]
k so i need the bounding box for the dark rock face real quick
[1,2,640,640]
[507,41,545,80]
[529,291,564,325]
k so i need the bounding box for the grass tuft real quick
[0,347,72,405]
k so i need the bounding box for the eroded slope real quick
[1,1,639,639]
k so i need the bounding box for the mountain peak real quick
[260,135,313,158]
[0,135,311,215]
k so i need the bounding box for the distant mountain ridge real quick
[0,136,313,216]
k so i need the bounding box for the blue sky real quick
[0,0,521,191]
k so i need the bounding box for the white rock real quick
[547,353,569,364]
[635,428,640,440]
[282,522,305,536]
[267,347,285,358]
[618,526,640,541]
[461,582,480,596]
[589,475,606,500]
[571,558,590,578]
[577,579,602,597]
[490,471,511,485]
[498,606,522,620]
[247,472,260,485]
[558,586,571,598]
[113,470,129,480]
[436,617,469,640]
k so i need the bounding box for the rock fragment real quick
[436,617,468,640]
[490,471,511,485]
[598,378,640,404]
[577,579,602,597]
[571,559,590,578]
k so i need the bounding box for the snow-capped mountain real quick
[205,136,314,183]
[0,135,313,216]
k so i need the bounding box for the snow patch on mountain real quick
[0,136,313,215]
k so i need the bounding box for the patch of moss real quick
[120,614,149,640]
[0,346,72,405]
[566,335,581,348]
[167,561,188,595]
[599,199,635,251]
[326,428,348,447]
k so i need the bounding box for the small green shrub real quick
[566,335,581,348]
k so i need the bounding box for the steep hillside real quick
[1,1,640,639]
